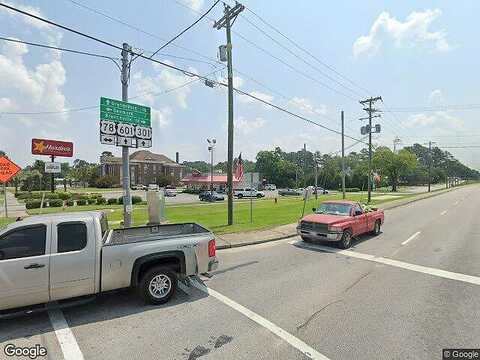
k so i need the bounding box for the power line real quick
[385,104,480,112]
[0,1,369,146]
[148,0,220,59]
[0,35,119,61]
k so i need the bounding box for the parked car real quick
[199,191,224,202]
[278,188,302,196]
[264,184,276,191]
[131,184,147,190]
[315,187,329,194]
[164,189,177,197]
[148,184,159,191]
[165,185,176,189]
[297,200,384,249]
[0,211,218,313]
[234,188,265,198]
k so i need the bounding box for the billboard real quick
[31,138,73,157]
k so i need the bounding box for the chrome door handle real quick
[24,263,45,269]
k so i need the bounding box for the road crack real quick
[296,299,343,332]
[343,271,371,293]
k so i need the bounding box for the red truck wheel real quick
[338,230,352,249]
[372,220,381,235]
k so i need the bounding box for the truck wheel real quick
[338,230,352,249]
[256,194,262,198]
[301,236,312,243]
[139,267,177,305]
[237,194,243,198]
[372,220,381,235]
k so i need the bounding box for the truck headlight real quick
[328,226,342,233]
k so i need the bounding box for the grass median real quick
[26,192,414,234]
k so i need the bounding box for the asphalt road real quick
[1,184,479,360]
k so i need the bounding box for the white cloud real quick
[238,91,274,108]
[0,39,67,124]
[405,111,464,130]
[183,0,204,11]
[235,116,266,135]
[288,97,327,115]
[428,89,444,104]
[353,9,451,57]
[152,107,172,128]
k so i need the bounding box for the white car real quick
[234,188,265,198]
[148,184,159,191]
[265,184,276,191]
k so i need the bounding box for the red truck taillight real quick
[208,239,216,257]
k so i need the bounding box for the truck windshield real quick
[316,203,352,216]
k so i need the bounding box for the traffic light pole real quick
[121,43,132,227]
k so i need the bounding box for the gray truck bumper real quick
[297,228,342,242]
[208,258,219,271]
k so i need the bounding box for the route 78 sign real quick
[99,97,152,148]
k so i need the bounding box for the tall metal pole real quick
[210,145,214,195]
[225,8,234,225]
[303,143,307,189]
[428,141,432,192]
[50,155,55,193]
[368,101,372,203]
[314,153,318,200]
[3,183,7,218]
[121,42,132,227]
[341,111,346,199]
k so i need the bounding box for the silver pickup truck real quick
[0,211,218,312]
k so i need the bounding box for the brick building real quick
[100,150,184,186]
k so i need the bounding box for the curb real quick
[217,233,297,250]
[216,186,464,250]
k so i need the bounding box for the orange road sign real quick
[0,157,21,183]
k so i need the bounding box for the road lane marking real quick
[291,241,480,287]
[440,210,447,216]
[190,279,331,360]
[48,308,84,360]
[401,231,421,246]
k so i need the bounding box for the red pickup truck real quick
[297,200,384,249]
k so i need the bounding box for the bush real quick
[77,199,87,206]
[107,198,117,205]
[45,193,59,200]
[96,197,106,205]
[182,188,202,194]
[66,200,74,206]
[344,187,361,192]
[118,196,123,205]
[49,199,63,207]
[132,196,142,204]
[95,175,116,188]
[57,192,72,200]
[25,200,42,209]
[16,193,33,200]
[14,191,27,198]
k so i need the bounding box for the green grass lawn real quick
[27,192,414,234]
[0,217,15,229]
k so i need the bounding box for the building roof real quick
[101,150,182,167]
[181,174,241,184]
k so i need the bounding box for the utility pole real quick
[303,143,307,189]
[121,42,132,227]
[214,2,244,226]
[50,155,55,193]
[314,152,319,200]
[359,96,382,203]
[341,111,346,199]
[425,141,436,192]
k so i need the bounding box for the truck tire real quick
[301,236,312,243]
[237,194,243,199]
[139,266,177,305]
[256,194,262,198]
[372,220,381,235]
[338,230,352,249]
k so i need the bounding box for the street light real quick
[207,139,216,196]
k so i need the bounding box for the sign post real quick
[31,138,73,193]
[0,157,21,218]
[99,43,152,227]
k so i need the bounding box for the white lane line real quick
[48,308,84,360]
[291,241,480,287]
[440,210,447,216]
[190,279,330,360]
[401,231,421,246]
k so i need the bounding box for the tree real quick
[71,159,99,187]
[373,147,417,191]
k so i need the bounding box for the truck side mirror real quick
[354,210,363,216]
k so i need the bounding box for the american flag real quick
[234,153,244,180]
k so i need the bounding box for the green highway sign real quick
[100,97,151,126]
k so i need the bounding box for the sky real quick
[1,0,479,169]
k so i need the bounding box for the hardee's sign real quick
[31,138,74,157]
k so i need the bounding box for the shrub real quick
[96,197,107,205]
[95,175,116,188]
[16,193,32,200]
[344,187,361,192]
[66,200,74,206]
[49,199,63,207]
[118,196,123,205]
[57,192,72,200]
[45,193,59,200]
[14,191,27,198]
[132,196,142,204]
[77,199,87,206]
[25,200,42,209]
[107,198,117,205]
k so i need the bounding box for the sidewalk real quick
[0,191,27,218]
[216,186,453,250]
